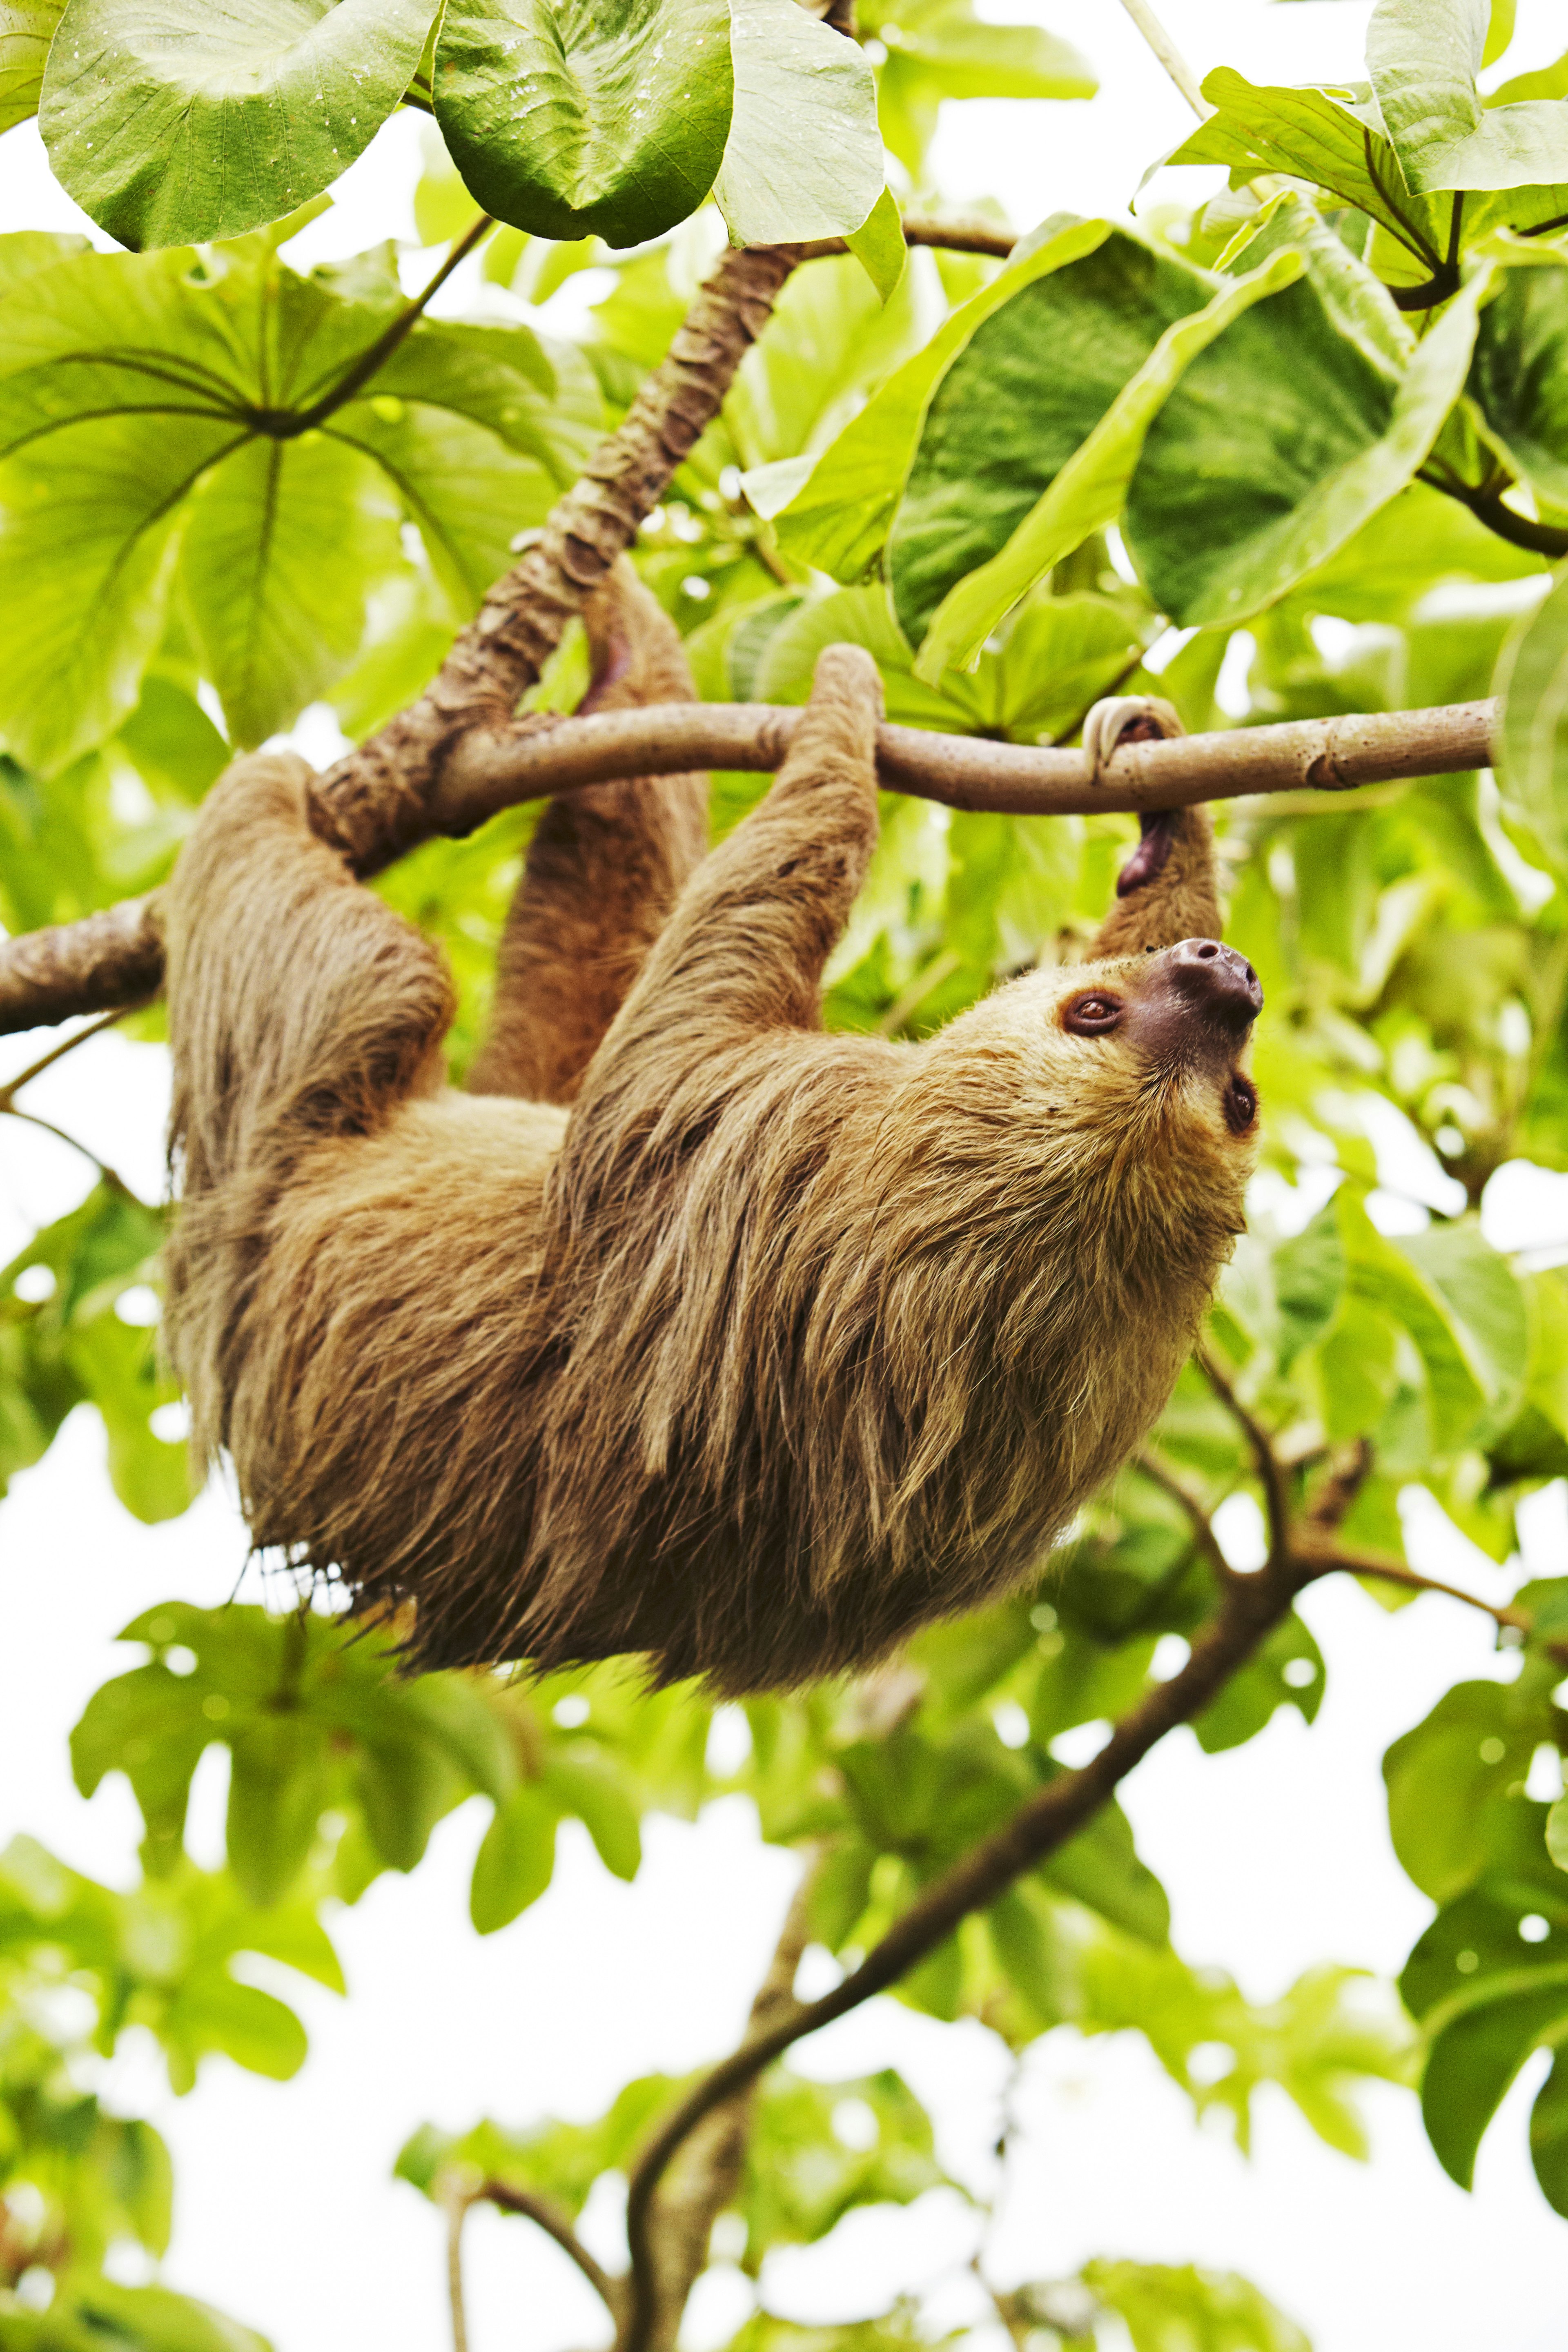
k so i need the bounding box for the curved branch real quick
[1431,481,1568,559]
[0,694,1503,1036]
[481,2179,623,2318]
[619,1562,1304,2352]
[1195,1345,1290,1568]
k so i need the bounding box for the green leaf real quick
[225,1717,334,1908]
[771,214,1112,580]
[890,228,1213,645]
[53,2278,273,2352]
[1123,258,1487,629]
[913,245,1301,680]
[1468,252,1568,508]
[354,1734,465,1875]
[541,1751,641,1880]
[1530,2045,1568,2216]
[1043,1799,1170,1944]
[0,0,62,133]
[434,0,733,248]
[1084,2260,1310,2352]
[1384,1683,1537,1901]
[1194,1611,1325,1754]
[40,0,432,249]
[327,397,553,620]
[1162,67,1451,270]
[1498,564,1568,873]
[470,1784,558,1932]
[846,184,907,306]
[180,432,403,746]
[714,0,882,247]
[864,0,1094,174]
[162,1970,309,2086]
[740,2067,956,2260]
[1367,0,1568,192]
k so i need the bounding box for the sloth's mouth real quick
[1223,1071,1258,1134]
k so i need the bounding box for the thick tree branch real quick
[0,694,1503,1037]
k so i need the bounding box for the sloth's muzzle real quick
[1165,937,1263,1036]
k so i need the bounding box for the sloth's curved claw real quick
[1081,693,1184,784]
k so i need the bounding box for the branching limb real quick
[479,2179,624,2321]
[0,694,1504,1038]
[1134,1450,1240,1590]
[618,1558,1305,2352]
[1195,1345,1290,1567]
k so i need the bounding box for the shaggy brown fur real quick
[162,568,1262,1695]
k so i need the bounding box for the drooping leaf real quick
[890,228,1214,645]
[913,244,1301,679]
[771,214,1111,581]
[1123,261,1486,628]
[470,1783,558,1932]
[714,0,881,247]
[0,0,62,133]
[40,0,433,249]
[846,183,908,306]
[1367,0,1568,192]
[433,0,733,248]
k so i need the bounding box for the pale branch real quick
[440,2180,474,2352]
[1195,1344,1291,1568]
[0,694,1503,1038]
[0,1006,125,1110]
[1116,0,1210,120]
[619,1553,1312,2352]
[479,2180,622,2319]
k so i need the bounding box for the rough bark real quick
[313,241,802,871]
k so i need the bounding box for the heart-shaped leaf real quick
[714,0,881,245]
[434,0,732,248]
[40,0,434,249]
[1368,0,1568,191]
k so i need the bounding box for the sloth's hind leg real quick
[466,561,709,1105]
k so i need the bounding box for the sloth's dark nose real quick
[1167,938,1263,1034]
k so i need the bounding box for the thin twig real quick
[1134,1451,1239,1588]
[440,2178,475,2352]
[481,2180,622,2318]
[1195,1345,1290,1568]
[0,1007,125,1110]
[1116,0,1209,119]
[1308,1543,1534,1637]
[0,1101,127,1189]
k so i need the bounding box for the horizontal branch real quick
[0,695,1501,1038]
[406,692,1505,844]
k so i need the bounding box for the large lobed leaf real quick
[41,0,434,249]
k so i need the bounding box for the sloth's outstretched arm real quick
[599,641,882,1051]
[1082,697,1223,960]
[466,561,708,1104]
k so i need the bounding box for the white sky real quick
[4,6,1568,2350]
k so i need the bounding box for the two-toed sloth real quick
[162,564,1261,1696]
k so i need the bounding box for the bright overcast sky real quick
[4,6,1568,2350]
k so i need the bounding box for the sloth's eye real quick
[1062,993,1123,1036]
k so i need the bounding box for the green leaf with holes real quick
[1368,0,1568,192]
[1123,263,1486,628]
[714,0,882,246]
[434,0,733,248]
[40,0,433,249]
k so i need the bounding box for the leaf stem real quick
[285,214,495,436]
[1116,0,1209,120]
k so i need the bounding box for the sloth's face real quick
[1053,936,1263,1145]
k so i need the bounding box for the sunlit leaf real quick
[434,0,733,247]
[470,1783,558,1931]
[714,0,880,247]
[1367,0,1568,192]
[40,0,432,248]
[0,0,61,133]
[1498,559,1568,873]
